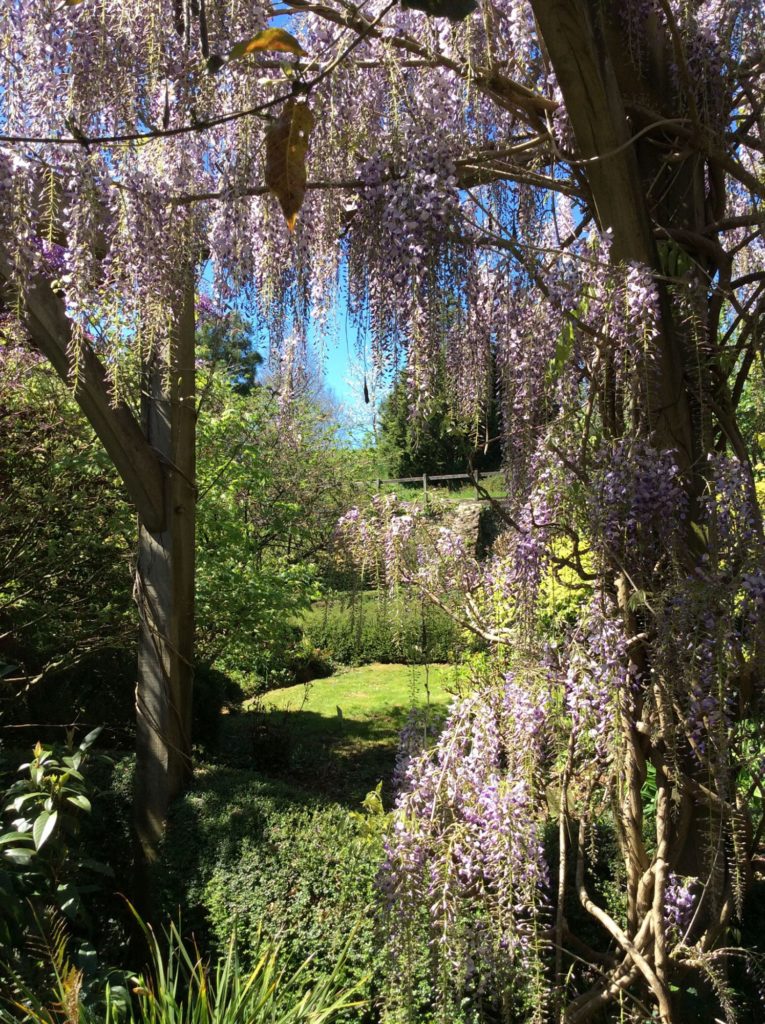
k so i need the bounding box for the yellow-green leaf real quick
[265,99,314,231]
[229,28,307,61]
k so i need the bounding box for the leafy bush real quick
[0,730,123,1010]
[0,730,109,948]
[192,665,246,748]
[239,640,336,697]
[1,907,364,1024]
[0,353,135,712]
[194,370,362,681]
[153,767,384,1021]
[302,592,465,667]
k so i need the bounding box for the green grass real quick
[216,663,462,806]
[153,663,464,1009]
[263,661,459,718]
[370,472,506,505]
[160,664,464,1008]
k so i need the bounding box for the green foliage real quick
[153,768,383,1021]
[0,349,135,716]
[197,309,263,396]
[0,730,110,972]
[195,370,360,680]
[348,783,389,848]
[301,591,466,666]
[737,358,765,508]
[191,666,246,748]
[129,920,364,1024]
[377,367,500,481]
[536,538,594,636]
[0,904,363,1024]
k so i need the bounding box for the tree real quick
[198,301,263,395]
[378,364,501,479]
[195,366,363,677]
[0,4,763,1016]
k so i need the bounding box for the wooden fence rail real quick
[358,470,505,501]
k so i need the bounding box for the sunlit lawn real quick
[263,661,460,720]
[226,663,463,805]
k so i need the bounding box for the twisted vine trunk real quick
[531,3,763,1020]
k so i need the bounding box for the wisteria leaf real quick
[265,100,315,231]
[229,28,307,61]
[627,589,649,611]
[547,321,574,384]
[690,521,709,545]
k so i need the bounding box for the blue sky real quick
[318,309,363,405]
[308,306,385,444]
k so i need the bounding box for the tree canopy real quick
[377,363,502,479]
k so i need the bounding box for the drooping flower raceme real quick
[382,674,553,1021]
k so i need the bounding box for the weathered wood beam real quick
[0,255,165,531]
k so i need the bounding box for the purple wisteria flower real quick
[381,677,552,1016]
[664,873,699,941]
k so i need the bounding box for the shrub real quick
[302,592,466,667]
[153,767,384,1021]
[192,665,245,748]
[0,731,125,1009]
[0,907,364,1024]
[0,730,109,949]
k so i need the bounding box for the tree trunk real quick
[529,4,762,1020]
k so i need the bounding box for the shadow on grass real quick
[150,693,447,961]
[211,701,447,807]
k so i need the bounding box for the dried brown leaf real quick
[265,100,314,231]
[230,28,307,61]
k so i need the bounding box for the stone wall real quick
[442,500,503,558]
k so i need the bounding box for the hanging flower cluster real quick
[382,674,552,1021]
[565,599,631,764]
[589,440,688,574]
[650,454,765,765]
[664,872,701,947]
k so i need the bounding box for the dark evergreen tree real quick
[378,363,501,480]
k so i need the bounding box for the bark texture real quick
[134,279,196,857]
